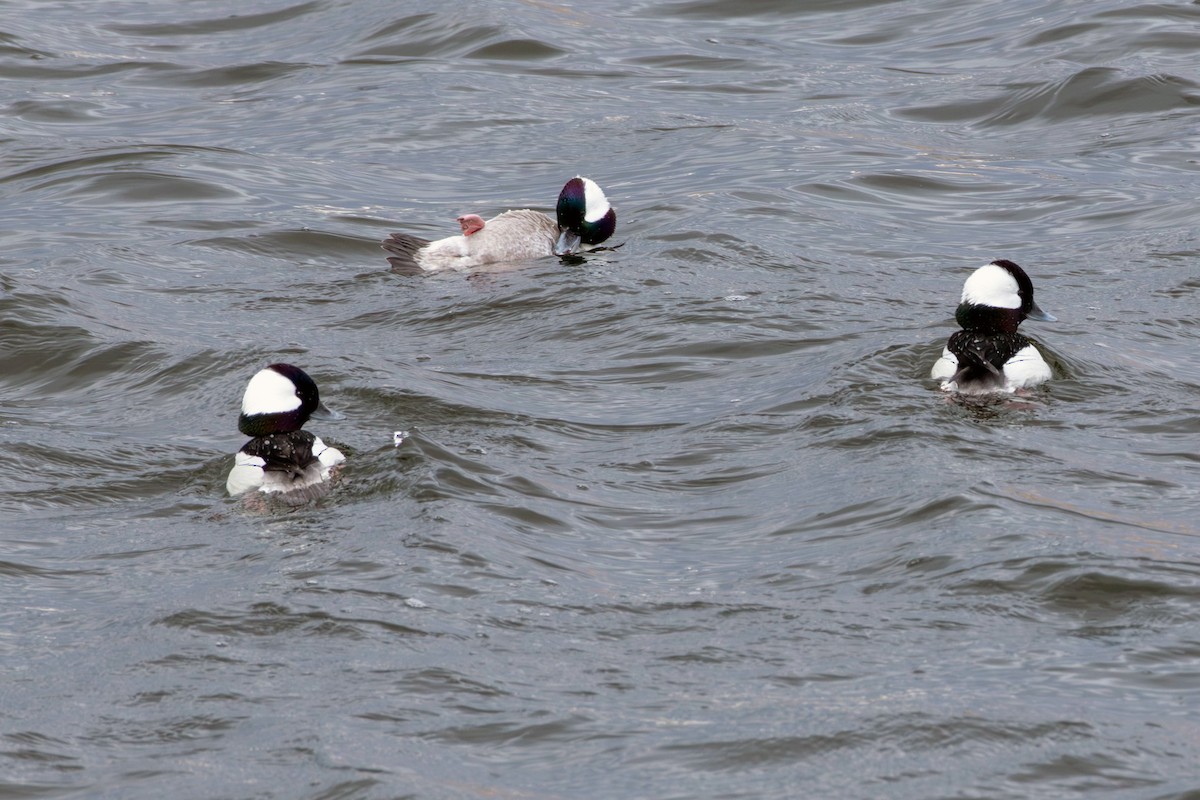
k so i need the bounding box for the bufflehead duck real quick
[226,364,345,502]
[382,176,617,273]
[930,259,1056,394]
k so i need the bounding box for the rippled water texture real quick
[3,0,1200,797]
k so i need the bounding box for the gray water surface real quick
[3,0,1200,798]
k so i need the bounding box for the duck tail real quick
[381,233,430,275]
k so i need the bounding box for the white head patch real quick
[241,368,301,415]
[961,263,1020,309]
[580,177,611,223]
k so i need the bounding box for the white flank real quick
[312,437,346,470]
[226,452,267,495]
[929,347,958,381]
[241,368,301,415]
[1002,344,1051,389]
[960,263,1020,309]
[580,177,611,222]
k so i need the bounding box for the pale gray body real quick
[400,209,560,272]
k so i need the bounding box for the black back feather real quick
[241,431,319,481]
[946,330,1032,389]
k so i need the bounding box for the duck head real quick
[456,214,486,236]
[553,176,617,256]
[238,363,331,437]
[955,259,1055,333]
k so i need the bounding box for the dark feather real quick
[381,232,430,275]
[947,330,1031,389]
[241,431,319,482]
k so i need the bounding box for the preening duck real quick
[382,176,617,272]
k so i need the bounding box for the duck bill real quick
[1026,302,1056,323]
[553,229,582,256]
[311,401,343,420]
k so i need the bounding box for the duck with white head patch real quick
[930,259,1056,394]
[226,364,345,503]
[382,176,617,273]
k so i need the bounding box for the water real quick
[3,0,1200,797]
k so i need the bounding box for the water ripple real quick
[4,0,1200,797]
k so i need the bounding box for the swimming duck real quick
[382,176,617,272]
[930,259,1056,394]
[226,363,345,502]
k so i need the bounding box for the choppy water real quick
[3,0,1200,797]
